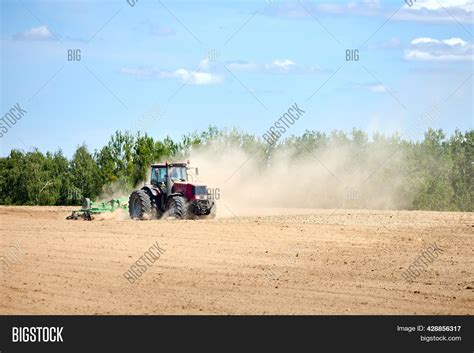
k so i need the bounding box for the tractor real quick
[128,161,216,220]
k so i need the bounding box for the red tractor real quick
[128,162,216,220]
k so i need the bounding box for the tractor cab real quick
[151,164,188,185]
[150,162,192,196]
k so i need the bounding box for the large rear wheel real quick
[129,190,153,220]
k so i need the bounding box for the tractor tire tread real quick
[129,190,152,220]
[169,196,188,220]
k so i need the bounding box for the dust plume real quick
[186,140,413,217]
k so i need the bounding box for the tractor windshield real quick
[169,166,187,181]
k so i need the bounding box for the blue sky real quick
[1,0,472,157]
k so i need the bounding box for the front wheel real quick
[167,196,188,219]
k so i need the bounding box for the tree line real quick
[0,127,472,211]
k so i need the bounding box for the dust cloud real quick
[186,141,413,217]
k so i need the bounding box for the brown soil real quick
[0,206,472,314]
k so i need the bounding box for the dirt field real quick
[0,206,472,314]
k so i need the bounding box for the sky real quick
[0,0,473,157]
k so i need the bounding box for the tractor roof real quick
[151,162,188,168]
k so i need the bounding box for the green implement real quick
[66,198,128,221]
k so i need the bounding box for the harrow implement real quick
[66,198,128,221]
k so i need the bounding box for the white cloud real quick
[122,58,324,84]
[443,38,468,46]
[269,59,296,72]
[198,58,211,70]
[121,64,222,85]
[14,25,54,41]
[367,84,387,93]
[264,0,473,24]
[411,37,439,45]
[404,0,472,11]
[265,0,381,17]
[404,37,473,61]
[396,0,473,23]
[163,69,222,85]
[353,82,388,93]
[226,59,323,74]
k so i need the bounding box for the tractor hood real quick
[172,182,209,200]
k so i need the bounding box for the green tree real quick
[70,145,102,200]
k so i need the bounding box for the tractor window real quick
[151,167,167,185]
[157,168,167,183]
[169,167,187,181]
[151,168,158,185]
